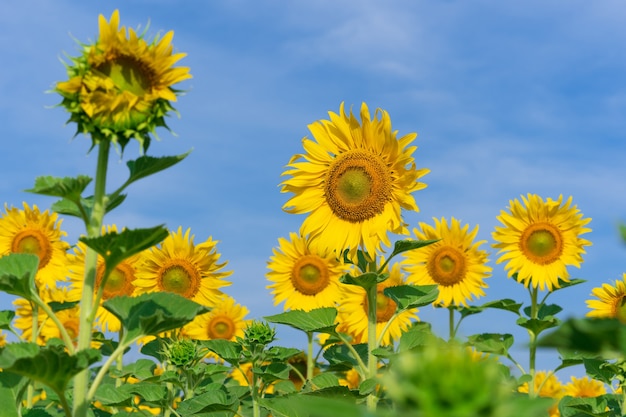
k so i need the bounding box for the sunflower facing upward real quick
[56,9,191,150]
[266,232,351,311]
[133,227,232,307]
[402,217,491,307]
[281,103,429,258]
[0,203,69,289]
[492,194,591,292]
[586,274,626,322]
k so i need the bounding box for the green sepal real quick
[103,292,209,343]
[384,284,439,311]
[25,175,92,200]
[466,333,514,355]
[0,253,39,300]
[265,308,338,334]
[516,316,560,335]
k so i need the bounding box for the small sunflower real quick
[403,217,491,307]
[563,376,606,398]
[0,203,69,288]
[13,285,74,344]
[182,295,249,343]
[133,227,232,307]
[266,232,351,311]
[518,371,564,417]
[67,225,142,333]
[586,274,626,322]
[281,102,429,257]
[56,9,191,151]
[492,194,591,291]
[337,263,419,345]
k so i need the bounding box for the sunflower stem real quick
[528,286,539,398]
[26,302,38,409]
[306,331,314,381]
[366,283,379,412]
[32,294,75,354]
[73,139,111,417]
[448,306,456,341]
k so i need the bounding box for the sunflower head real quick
[56,9,191,152]
[281,102,429,257]
[586,274,626,322]
[492,194,591,291]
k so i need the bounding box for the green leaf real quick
[255,362,291,383]
[0,371,23,417]
[552,278,587,292]
[0,253,39,300]
[110,358,157,381]
[0,343,100,395]
[517,316,560,335]
[94,384,133,406]
[200,339,243,364]
[358,378,378,396]
[79,225,168,273]
[371,345,394,358]
[125,151,191,186]
[26,175,91,200]
[0,310,16,330]
[266,346,302,362]
[388,238,439,258]
[384,284,439,311]
[537,318,626,357]
[51,193,127,219]
[398,322,437,352]
[323,343,368,370]
[309,373,341,390]
[259,395,364,417]
[466,333,514,355]
[103,292,209,342]
[47,301,79,313]
[481,298,523,315]
[339,272,381,290]
[554,349,591,372]
[265,308,338,334]
[523,303,563,319]
[176,390,238,415]
[620,223,626,244]
[558,395,610,417]
[582,358,618,385]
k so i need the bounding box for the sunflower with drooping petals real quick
[337,263,419,345]
[281,102,429,257]
[133,227,232,307]
[56,9,191,151]
[67,225,143,333]
[403,217,491,307]
[492,194,591,292]
[266,232,351,311]
[586,274,626,322]
[563,376,606,398]
[0,203,69,289]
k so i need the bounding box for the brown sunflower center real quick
[97,263,136,300]
[207,316,236,340]
[11,230,53,270]
[291,255,331,296]
[95,54,154,96]
[364,291,397,323]
[427,246,466,286]
[324,150,392,223]
[158,261,201,299]
[520,222,563,265]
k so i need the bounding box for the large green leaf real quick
[258,394,365,417]
[0,253,39,300]
[265,308,338,334]
[558,395,610,417]
[200,339,243,364]
[537,318,626,357]
[323,343,368,369]
[517,316,560,336]
[523,303,563,319]
[466,333,514,355]
[124,151,191,185]
[176,390,238,415]
[0,310,16,330]
[339,272,381,291]
[398,322,437,352]
[384,285,439,311]
[51,193,127,219]
[388,238,439,258]
[103,292,209,342]
[0,371,24,417]
[25,175,92,200]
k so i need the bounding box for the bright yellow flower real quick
[518,371,564,417]
[0,331,6,347]
[403,217,491,307]
[337,263,418,345]
[586,274,626,322]
[67,225,143,333]
[0,203,69,288]
[339,368,361,390]
[13,286,74,345]
[56,9,191,150]
[563,376,606,398]
[281,102,429,257]
[266,232,351,311]
[133,227,232,307]
[492,194,591,291]
[230,362,275,394]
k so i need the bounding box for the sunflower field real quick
[1,9,625,417]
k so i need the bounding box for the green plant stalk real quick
[306,331,314,381]
[26,302,39,409]
[449,306,455,341]
[336,332,368,377]
[33,294,75,354]
[73,140,111,417]
[86,336,135,401]
[366,283,378,412]
[528,286,539,398]
[251,364,261,417]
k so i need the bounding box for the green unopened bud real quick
[162,338,199,368]
[243,321,276,348]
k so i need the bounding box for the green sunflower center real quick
[159,261,201,299]
[325,150,392,223]
[11,230,53,270]
[208,316,235,340]
[520,222,563,265]
[427,246,466,286]
[291,255,330,296]
[96,54,153,96]
[364,291,397,323]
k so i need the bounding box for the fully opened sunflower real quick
[403,217,491,307]
[586,274,626,322]
[492,194,591,292]
[183,295,249,343]
[134,227,232,307]
[56,9,191,151]
[281,103,429,257]
[266,232,351,311]
[0,203,69,288]
[67,225,142,333]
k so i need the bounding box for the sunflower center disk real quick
[521,222,563,265]
[364,292,397,323]
[97,55,152,96]
[11,231,52,269]
[291,255,330,296]
[325,150,392,223]
[208,317,235,340]
[102,266,135,299]
[428,246,466,286]
[160,263,200,298]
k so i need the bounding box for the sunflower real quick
[266,232,351,311]
[518,371,564,417]
[281,103,429,257]
[133,227,232,307]
[0,203,69,289]
[0,331,6,348]
[586,274,626,322]
[563,376,606,398]
[402,217,491,307]
[56,9,191,151]
[182,295,249,345]
[67,225,142,333]
[492,194,591,291]
[337,263,419,345]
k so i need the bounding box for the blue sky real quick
[1,1,625,377]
